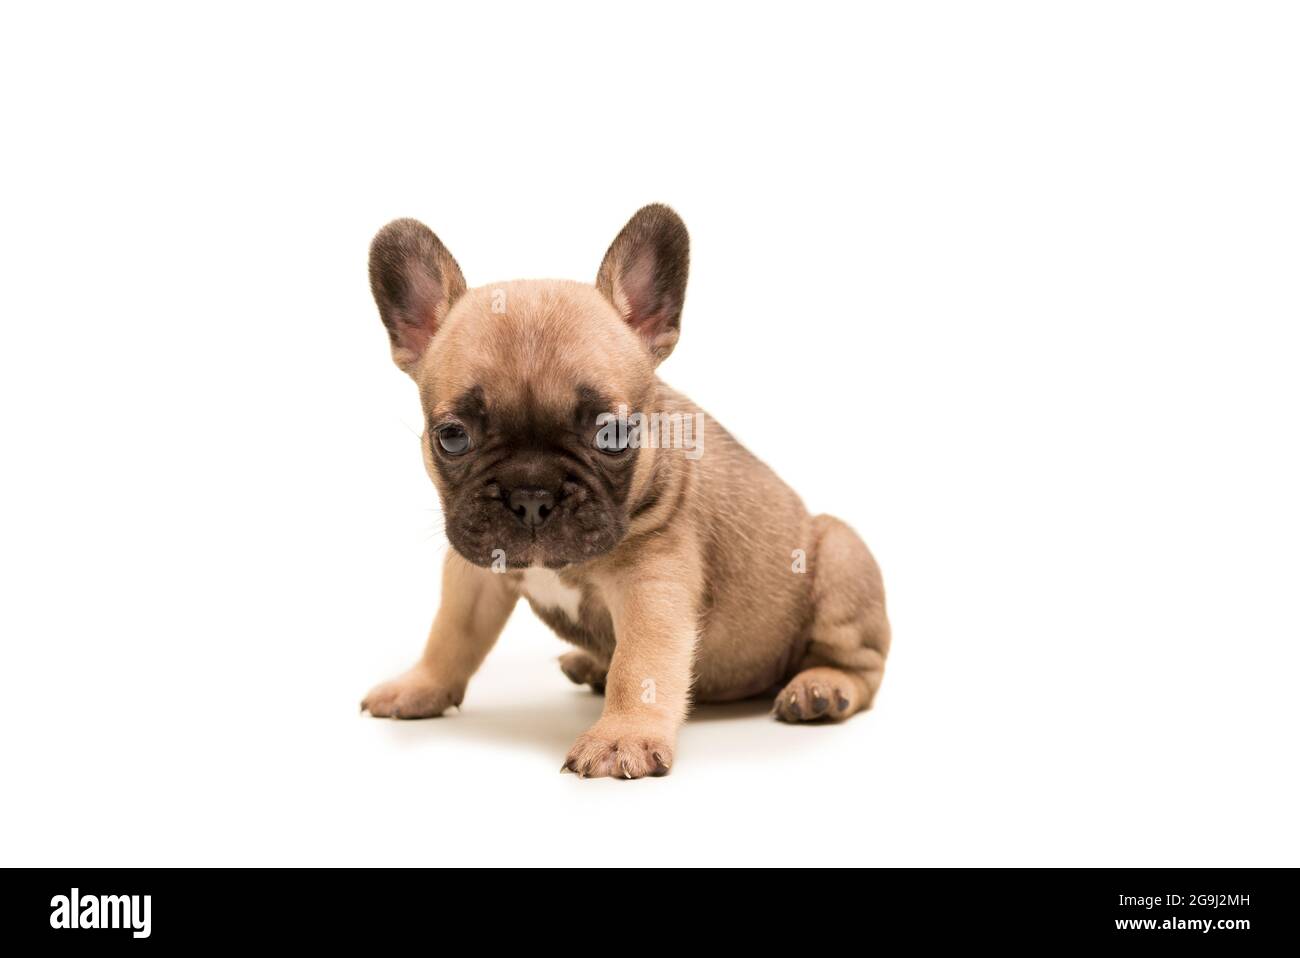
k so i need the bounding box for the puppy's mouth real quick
[443,479,626,570]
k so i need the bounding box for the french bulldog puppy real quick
[361,205,890,778]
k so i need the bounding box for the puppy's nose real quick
[508,487,555,529]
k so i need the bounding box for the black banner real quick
[4,868,1294,948]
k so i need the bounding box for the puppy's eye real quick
[436,425,471,455]
[593,422,632,455]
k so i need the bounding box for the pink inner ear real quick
[616,249,662,332]
[393,269,448,361]
[394,319,434,359]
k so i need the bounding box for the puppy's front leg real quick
[564,553,699,779]
[362,552,517,719]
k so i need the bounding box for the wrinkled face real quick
[418,292,652,568]
[368,205,690,569]
[426,383,637,568]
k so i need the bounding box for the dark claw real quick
[834,690,850,713]
[810,687,829,715]
[651,752,670,777]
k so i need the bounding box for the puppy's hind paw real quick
[558,650,608,693]
[773,668,860,723]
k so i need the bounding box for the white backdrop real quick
[2,2,1297,866]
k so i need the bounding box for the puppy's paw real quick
[558,650,608,692]
[361,665,463,719]
[562,719,674,779]
[774,667,859,723]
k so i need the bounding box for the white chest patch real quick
[518,567,584,622]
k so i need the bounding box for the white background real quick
[2,2,1297,867]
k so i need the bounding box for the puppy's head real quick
[368,205,689,569]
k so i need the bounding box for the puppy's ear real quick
[596,204,690,364]
[369,218,467,373]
